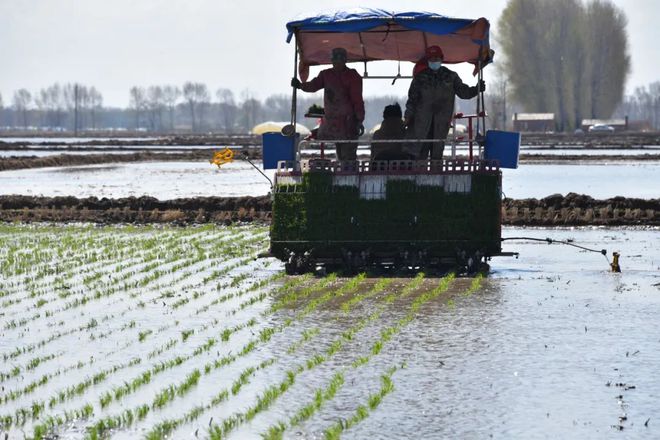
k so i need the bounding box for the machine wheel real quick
[284,260,298,275]
[285,252,315,275]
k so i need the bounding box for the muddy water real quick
[1,160,659,200]
[1,225,658,439]
[0,161,276,198]
[503,163,660,199]
[167,228,658,440]
[336,227,660,440]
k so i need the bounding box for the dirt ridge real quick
[1,193,657,226]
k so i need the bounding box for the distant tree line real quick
[2,84,103,134]
[1,79,658,136]
[499,0,631,131]
[615,81,660,130]
[0,81,415,135]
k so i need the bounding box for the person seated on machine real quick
[370,103,413,161]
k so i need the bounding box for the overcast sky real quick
[1,0,658,107]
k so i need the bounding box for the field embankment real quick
[1,193,657,226]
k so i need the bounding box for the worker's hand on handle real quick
[477,79,486,92]
[357,123,365,137]
[291,78,302,89]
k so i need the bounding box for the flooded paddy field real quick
[1,160,659,200]
[0,224,658,439]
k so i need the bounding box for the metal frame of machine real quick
[268,9,518,274]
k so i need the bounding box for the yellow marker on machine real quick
[210,148,234,168]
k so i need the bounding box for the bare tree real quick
[13,89,32,128]
[34,90,47,128]
[146,86,165,132]
[619,82,660,130]
[162,85,181,131]
[39,84,66,129]
[63,83,88,134]
[88,87,103,130]
[129,86,147,130]
[263,95,291,122]
[216,88,237,133]
[484,71,509,130]
[183,82,210,132]
[239,89,263,133]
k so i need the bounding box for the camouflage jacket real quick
[404,67,478,141]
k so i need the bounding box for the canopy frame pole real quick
[477,59,486,158]
[358,32,369,77]
[291,33,299,157]
[477,58,486,158]
[479,59,487,134]
[476,60,481,139]
[451,100,457,159]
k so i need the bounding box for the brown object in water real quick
[610,252,621,273]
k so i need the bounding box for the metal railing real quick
[297,137,484,161]
[275,157,500,175]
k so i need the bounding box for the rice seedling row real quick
[1,229,262,376]
[0,224,487,440]
[0,242,273,419]
[1,228,231,325]
[257,273,451,440]
[95,275,366,440]
[0,227,197,301]
[321,366,399,440]
[204,274,416,440]
[1,231,263,363]
[60,274,357,439]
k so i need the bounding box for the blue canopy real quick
[286,9,479,43]
[285,8,491,69]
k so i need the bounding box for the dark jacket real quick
[404,67,478,147]
[371,118,407,160]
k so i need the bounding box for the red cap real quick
[426,45,444,59]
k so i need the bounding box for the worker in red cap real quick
[291,47,365,161]
[404,45,485,160]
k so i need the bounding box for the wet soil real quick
[503,193,660,226]
[1,193,657,226]
[0,151,216,172]
[0,195,272,224]
[517,132,660,147]
[0,134,261,147]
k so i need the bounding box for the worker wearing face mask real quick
[404,46,485,160]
